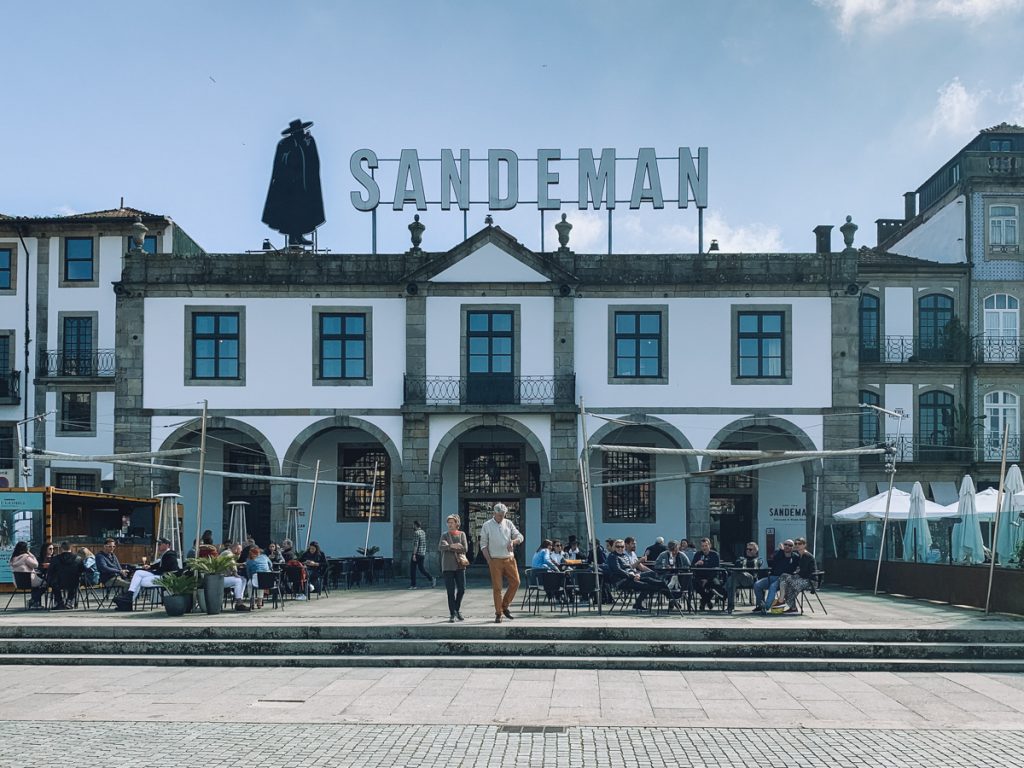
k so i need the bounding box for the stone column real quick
[112,267,153,497]
[31,236,50,486]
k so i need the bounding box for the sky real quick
[3,0,1024,255]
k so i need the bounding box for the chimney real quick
[904,191,917,221]
[813,225,833,254]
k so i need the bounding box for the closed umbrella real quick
[902,481,932,562]
[995,465,1024,564]
[951,475,986,564]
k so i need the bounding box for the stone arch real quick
[158,416,281,476]
[583,413,700,475]
[699,415,819,483]
[429,414,550,482]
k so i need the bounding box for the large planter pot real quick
[203,574,225,615]
[163,593,191,617]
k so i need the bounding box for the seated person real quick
[653,539,690,610]
[245,545,273,608]
[46,542,83,609]
[549,540,565,566]
[193,538,250,612]
[298,541,328,592]
[126,538,181,601]
[642,537,667,564]
[754,540,798,613]
[531,540,558,572]
[9,541,45,607]
[266,541,286,566]
[606,538,663,610]
[239,534,257,562]
[690,538,725,611]
[725,541,763,614]
[195,529,219,559]
[96,538,131,590]
[775,537,816,614]
[564,536,581,560]
[280,538,297,562]
[622,537,652,572]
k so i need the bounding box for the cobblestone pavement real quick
[0,721,1021,768]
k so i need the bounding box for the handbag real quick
[455,552,470,569]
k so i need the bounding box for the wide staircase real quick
[1,623,1022,671]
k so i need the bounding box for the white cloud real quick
[614,210,784,254]
[928,78,984,139]
[1005,76,1024,126]
[816,0,1023,33]
[55,205,78,217]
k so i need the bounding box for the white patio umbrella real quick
[833,488,954,522]
[902,482,933,562]
[951,475,986,564]
[995,464,1024,563]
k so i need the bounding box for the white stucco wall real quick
[889,196,967,264]
[424,296,554,379]
[884,287,914,337]
[143,297,406,410]
[574,297,833,410]
[432,242,549,282]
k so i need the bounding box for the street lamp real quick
[860,403,905,595]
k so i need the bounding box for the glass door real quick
[466,311,514,404]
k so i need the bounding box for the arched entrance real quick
[431,417,549,567]
[701,417,819,560]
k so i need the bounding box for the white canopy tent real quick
[833,488,957,523]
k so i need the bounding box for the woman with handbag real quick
[439,514,469,623]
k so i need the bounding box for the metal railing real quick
[977,434,1023,463]
[0,370,21,404]
[404,374,575,406]
[885,434,973,464]
[974,336,1024,364]
[861,336,972,364]
[37,349,116,377]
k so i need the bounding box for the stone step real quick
[1,637,1021,660]
[1,652,1023,672]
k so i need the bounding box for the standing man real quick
[480,503,523,623]
[409,520,436,589]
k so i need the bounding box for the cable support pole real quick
[305,460,321,550]
[192,400,208,611]
[985,423,1011,615]
[579,396,601,615]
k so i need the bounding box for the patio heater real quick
[226,500,249,546]
[154,492,183,568]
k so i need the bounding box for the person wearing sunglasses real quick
[753,540,798,614]
[726,542,763,614]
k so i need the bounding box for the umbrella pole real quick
[873,412,904,595]
[985,424,1010,614]
[304,460,321,551]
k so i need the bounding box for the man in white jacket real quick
[479,503,523,623]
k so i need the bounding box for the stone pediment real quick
[403,226,576,285]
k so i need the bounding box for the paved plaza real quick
[2,584,1023,766]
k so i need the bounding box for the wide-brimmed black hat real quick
[282,119,313,135]
[157,537,171,545]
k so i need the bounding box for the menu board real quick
[0,492,44,583]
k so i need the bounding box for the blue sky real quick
[3,0,1023,254]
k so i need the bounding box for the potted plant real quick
[155,572,198,617]
[186,553,239,615]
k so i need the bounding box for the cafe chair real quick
[572,571,600,612]
[541,570,573,614]
[94,581,126,611]
[251,570,283,610]
[5,571,37,611]
[519,568,544,614]
[798,571,827,615]
[135,585,165,611]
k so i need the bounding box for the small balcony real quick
[885,434,973,464]
[0,370,21,404]
[404,374,576,406]
[974,336,1024,364]
[977,434,1023,463]
[37,349,116,378]
[860,335,972,364]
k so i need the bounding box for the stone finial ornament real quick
[555,213,572,249]
[131,216,148,251]
[840,215,858,249]
[408,214,425,249]
[485,214,494,227]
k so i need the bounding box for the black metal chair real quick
[519,568,543,614]
[541,570,574,614]
[571,570,600,612]
[4,571,36,611]
[251,570,283,610]
[798,571,828,615]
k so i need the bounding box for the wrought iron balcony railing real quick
[977,434,1023,463]
[38,349,116,378]
[860,336,972,364]
[0,370,21,404]
[885,434,973,464]
[974,336,1024,364]
[404,374,576,406]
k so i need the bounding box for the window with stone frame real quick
[860,390,881,446]
[319,313,366,380]
[601,448,654,522]
[736,311,785,378]
[614,311,662,378]
[337,445,390,522]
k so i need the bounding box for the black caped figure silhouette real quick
[262,118,325,246]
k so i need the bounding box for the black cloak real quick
[261,122,326,237]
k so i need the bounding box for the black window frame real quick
[860,390,881,446]
[191,312,240,380]
[63,237,95,283]
[466,310,514,375]
[59,391,93,434]
[613,311,662,379]
[319,312,367,381]
[601,448,655,523]
[859,294,881,363]
[0,247,11,290]
[736,310,786,379]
